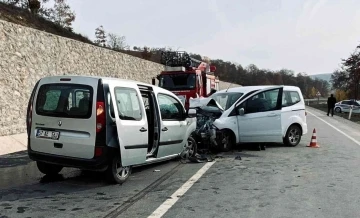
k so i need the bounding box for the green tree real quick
[94,25,106,47]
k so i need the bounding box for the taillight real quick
[96,102,105,133]
[29,105,33,126]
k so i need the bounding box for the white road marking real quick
[307,110,360,146]
[148,161,216,218]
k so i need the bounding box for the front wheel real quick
[335,107,341,113]
[180,136,197,159]
[36,161,63,175]
[283,125,302,147]
[106,155,132,184]
[218,130,235,152]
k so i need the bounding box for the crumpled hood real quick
[189,97,224,111]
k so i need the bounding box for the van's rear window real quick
[35,83,94,119]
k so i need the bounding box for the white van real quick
[26,76,197,184]
[191,85,308,151]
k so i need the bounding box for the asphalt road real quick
[1,107,360,218]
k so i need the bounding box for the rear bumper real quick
[28,144,112,171]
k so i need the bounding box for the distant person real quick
[327,94,337,117]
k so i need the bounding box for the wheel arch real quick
[221,128,237,143]
[283,123,303,138]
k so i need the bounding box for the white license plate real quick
[36,130,60,140]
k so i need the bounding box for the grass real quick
[308,102,360,124]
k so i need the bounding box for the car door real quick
[109,83,148,167]
[235,87,283,143]
[350,101,360,113]
[156,93,187,157]
[341,100,351,112]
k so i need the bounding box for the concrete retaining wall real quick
[0,20,237,136]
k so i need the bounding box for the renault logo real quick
[58,121,62,126]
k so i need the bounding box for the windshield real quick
[210,92,244,110]
[158,73,196,91]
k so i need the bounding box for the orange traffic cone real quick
[307,128,320,148]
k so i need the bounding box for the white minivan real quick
[26,76,197,184]
[192,85,308,150]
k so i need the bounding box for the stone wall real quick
[0,20,237,136]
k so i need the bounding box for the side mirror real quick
[238,108,245,116]
[186,108,197,118]
[151,77,156,85]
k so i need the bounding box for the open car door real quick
[234,86,284,143]
[108,82,148,167]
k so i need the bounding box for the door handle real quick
[162,127,168,132]
[267,113,277,117]
[140,127,147,132]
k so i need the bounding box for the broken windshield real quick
[158,73,196,91]
[210,92,244,110]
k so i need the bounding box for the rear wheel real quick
[36,161,63,175]
[335,107,341,113]
[283,125,302,147]
[106,155,131,184]
[260,144,266,150]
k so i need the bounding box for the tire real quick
[36,161,63,175]
[180,136,198,159]
[106,155,132,184]
[260,144,266,150]
[283,125,302,147]
[256,144,261,151]
[335,107,341,113]
[218,130,235,152]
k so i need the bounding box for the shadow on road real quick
[0,158,179,202]
[0,151,32,168]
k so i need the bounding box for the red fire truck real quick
[152,51,219,109]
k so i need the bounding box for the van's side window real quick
[239,89,280,114]
[114,87,142,121]
[158,94,183,120]
[282,91,301,107]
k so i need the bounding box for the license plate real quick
[36,130,60,140]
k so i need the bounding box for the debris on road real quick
[235,155,242,160]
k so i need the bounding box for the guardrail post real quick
[349,105,353,120]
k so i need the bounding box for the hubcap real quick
[222,133,230,149]
[288,128,300,144]
[115,161,130,178]
[181,139,195,159]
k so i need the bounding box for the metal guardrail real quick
[304,99,327,102]
[304,99,327,106]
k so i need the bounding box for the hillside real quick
[0,2,330,98]
[310,73,332,84]
[0,2,161,63]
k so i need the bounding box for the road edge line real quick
[147,161,216,218]
[307,110,360,146]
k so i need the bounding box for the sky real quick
[63,0,360,75]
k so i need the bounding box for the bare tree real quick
[94,25,107,47]
[107,33,127,50]
[49,0,75,30]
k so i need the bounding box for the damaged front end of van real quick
[189,98,233,152]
